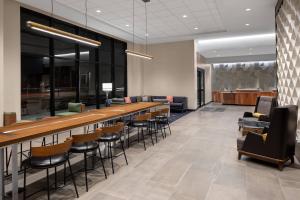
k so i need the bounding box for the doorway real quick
[197,68,205,108]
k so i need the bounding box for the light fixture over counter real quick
[27,21,101,47]
[126,0,153,60]
[27,0,101,47]
[125,50,153,60]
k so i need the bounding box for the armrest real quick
[241,131,267,155]
[243,112,253,118]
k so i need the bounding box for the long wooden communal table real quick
[0,102,162,200]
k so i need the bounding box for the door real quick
[197,68,205,108]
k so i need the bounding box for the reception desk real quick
[213,90,277,106]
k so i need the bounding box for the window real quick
[21,8,127,119]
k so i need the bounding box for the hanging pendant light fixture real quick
[27,0,101,47]
[125,0,153,60]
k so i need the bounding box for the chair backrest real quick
[72,129,103,144]
[31,138,73,157]
[135,113,151,121]
[160,108,169,115]
[101,122,124,134]
[149,110,161,118]
[254,96,277,115]
[265,105,298,159]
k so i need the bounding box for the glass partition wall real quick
[21,8,127,119]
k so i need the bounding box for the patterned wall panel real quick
[276,0,300,131]
[212,61,276,91]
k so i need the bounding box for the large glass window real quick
[21,8,127,119]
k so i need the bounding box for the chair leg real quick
[54,166,57,190]
[63,163,66,185]
[67,158,79,198]
[154,123,158,143]
[97,147,107,179]
[46,168,50,200]
[141,128,146,151]
[120,138,128,165]
[127,127,130,148]
[167,122,171,135]
[84,152,89,192]
[23,166,27,200]
[137,128,140,143]
[149,126,154,146]
[109,142,115,174]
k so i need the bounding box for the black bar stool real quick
[70,129,107,192]
[156,108,172,137]
[131,113,154,150]
[98,122,128,174]
[148,110,164,142]
[22,138,79,200]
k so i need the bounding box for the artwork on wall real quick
[212,61,276,91]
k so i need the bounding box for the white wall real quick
[142,40,198,109]
[0,0,4,126]
[127,43,145,97]
[0,0,21,123]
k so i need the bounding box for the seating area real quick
[110,96,188,113]
[1,0,300,200]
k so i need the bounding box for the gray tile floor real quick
[15,104,300,200]
[74,104,300,200]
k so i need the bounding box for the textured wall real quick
[212,61,276,91]
[276,0,300,131]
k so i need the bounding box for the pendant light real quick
[126,0,153,60]
[27,0,101,47]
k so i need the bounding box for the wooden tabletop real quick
[0,102,161,147]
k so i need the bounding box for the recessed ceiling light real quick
[96,9,101,13]
[245,23,250,26]
[245,8,252,12]
[213,50,217,53]
[125,24,130,27]
[182,14,188,18]
[194,27,199,30]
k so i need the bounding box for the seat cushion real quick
[24,154,68,169]
[132,121,148,127]
[70,141,99,153]
[237,136,246,150]
[99,134,121,142]
[68,103,82,113]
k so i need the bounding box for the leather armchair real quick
[237,105,298,170]
[238,96,277,130]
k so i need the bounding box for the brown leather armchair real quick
[237,105,298,170]
[238,96,277,130]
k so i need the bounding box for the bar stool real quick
[70,129,107,192]
[131,113,153,150]
[22,138,78,200]
[98,122,128,174]
[148,110,163,143]
[156,108,172,137]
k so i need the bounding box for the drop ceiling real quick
[17,0,277,59]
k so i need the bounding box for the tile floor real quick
[15,104,300,200]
